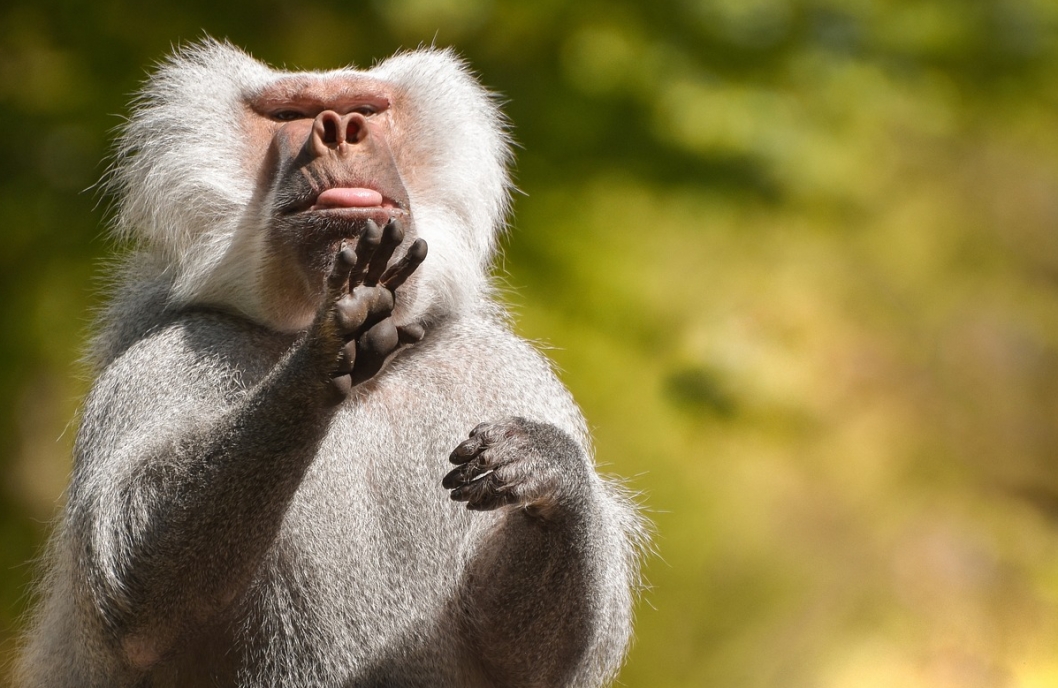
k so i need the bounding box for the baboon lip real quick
[308,206,409,223]
[313,187,385,209]
[284,186,406,216]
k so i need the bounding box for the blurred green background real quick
[4,0,1058,686]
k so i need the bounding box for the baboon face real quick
[109,44,512,332]
[244,78,413,284]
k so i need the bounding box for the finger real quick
[442,462,485,490]
[349,220,382,287]
[468,422,491,438]
[364,219,404,286]
[467,490,517,511]
[351,290,396,339]
[450,475,489,502]
[327,245,356,294]
[396,323,425,344]
[328,373,352,402]
[335,293,370,334]
[449,436,483,464]
[349,320,399,386]
[450,473,513,510]
[359,320,399,357]
[380,239,428,291]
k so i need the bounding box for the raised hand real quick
[319,218,427,401]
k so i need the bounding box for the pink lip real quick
[313,187,385,209]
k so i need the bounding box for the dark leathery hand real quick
[443,418,586,516]
[322,217,427,399]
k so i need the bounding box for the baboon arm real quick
[451,420,640,687]
[69,321,334,666]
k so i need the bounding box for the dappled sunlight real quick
[4,0,1058,686]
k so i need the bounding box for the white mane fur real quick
[104,38,512,336]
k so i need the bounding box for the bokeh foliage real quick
[4,0,1058,686]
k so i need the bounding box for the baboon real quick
[17,39,644,688]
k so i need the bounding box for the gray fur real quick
[16,40,645,688]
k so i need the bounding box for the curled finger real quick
[328,374,353,404]
[396,323,425,344]
[449,436,483,464]
[442,462,485,490]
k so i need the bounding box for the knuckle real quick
[366,288,395,313]
[335,297,368,331]
[363,321,398,352]
[329,374,352,399]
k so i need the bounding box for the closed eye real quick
[271,110,308,122]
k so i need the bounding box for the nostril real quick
[322,116,339,145]
[306,111,348,159]
[345,114,368,144]
[311,110,366,153]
